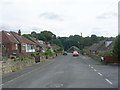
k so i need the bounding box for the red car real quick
[73,51,79,56]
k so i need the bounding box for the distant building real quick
[67,46,80,53]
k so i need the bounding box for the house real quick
[1,30,36,57]
[24,35,45,52]
[10,30,36,54]
[97,40,113,53]
[67,46,80,53]
[89,39,113,55]
[89,43,100,54]
[1,31,19,56]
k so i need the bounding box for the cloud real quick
[0,24,19,32]
[1,0,14,5]
[91,30,108,36]
[31,27,42,32]
[96,12,118,19]
[92,27,102,30]
[40,12,63,21]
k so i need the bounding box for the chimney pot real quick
[18,29,21,35]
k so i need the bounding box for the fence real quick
[104,56,118,63]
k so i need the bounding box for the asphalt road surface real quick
[2,53,118,88]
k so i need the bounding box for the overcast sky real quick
[0,0,119,37]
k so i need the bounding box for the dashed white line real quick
[91,67,93,69]
[98,72,103,76]
[88,65,113,85]
[94,69,97,71]
[105,78,113,85]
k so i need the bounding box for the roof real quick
[67,46,80,52]
[97,41,113,51]
[89,43,99,51]
[89,40,113,51]
[51,44,60,49]
[10,32,35,45]
[0,31,19,44]
[25,35,44,47]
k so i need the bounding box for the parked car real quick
[63,51,68,55]
[73,51,79,56]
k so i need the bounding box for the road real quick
[2,53,118,88]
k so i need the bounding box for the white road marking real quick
[2,61,54,86]
[91,67,93,69]
[88,65,113,85]
[94,69,97,71]
[105,78,112,85]
[98,72,103,76]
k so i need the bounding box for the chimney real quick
[81,33,82,37]
[18,29,21,35]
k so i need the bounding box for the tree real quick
[112,35,120,58]
[52,38,63,47]
[31,31,37,38]
[37,33,46,41]
[41,31,56,41]
[91,34,98,43]
[83,36,92,46]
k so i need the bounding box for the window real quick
[27,44,30,50]
[22,44,26,50]
[16,44,18,50]
[31,45,34,49]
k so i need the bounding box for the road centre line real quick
[97,72,103,76]
[91,67,93,69]
[105,78,113,85]
[89,65,113,85]
[94,69,97,71]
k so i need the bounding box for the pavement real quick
[2,53,118,88]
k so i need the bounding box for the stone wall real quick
[1,53,62,75]
[2,59,35,75]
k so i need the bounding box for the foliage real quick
[37,33,46,41]
[41,31,56,41]
[112,35,120,57]
[91,34,98,43]
[23,30,106,51]
[56,48,64,53]
[44,49,54,57]
[16,55,33,61]
[31,31,37,38]
[31,51,45,57]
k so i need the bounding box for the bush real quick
[31,51,44,57]
[56,48,64,53]
[45,49,54,56]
